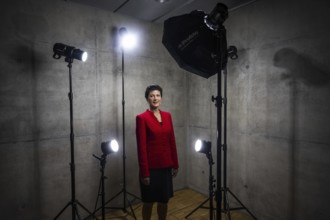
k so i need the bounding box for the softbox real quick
[162,10,227,79]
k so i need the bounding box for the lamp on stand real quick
[92,140,119,220]
[52,43,98,220]
[185,140,216,220]
[162,3,257,220]
[103,27,140,219]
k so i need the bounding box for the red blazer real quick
[136,109,179,177]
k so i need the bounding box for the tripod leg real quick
[125,196,137,220]
[84,176,102,220]
[227,189,257,220]
[185,197,210,219]
[223,189,232,220]
[73,202,83,220]
[126,191,141,203]
[104,189,124,207]
[53,202,72,220]
[76,200,100,220]
[94,175,103,211]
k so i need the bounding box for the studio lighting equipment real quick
[52,43,97,220]
[195,139,212,155]
[90,140,119,220]
[53,43,88,62]
[163,2,256,220]
[119,27,137,50]
[104,27,140,220]
[101,139,119,155]
[187,139,215,220]
[204,3,229,31]
[162,3,229,79]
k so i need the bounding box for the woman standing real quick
[136,84,179,220]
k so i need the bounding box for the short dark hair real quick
[145,84,163,99]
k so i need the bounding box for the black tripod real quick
[53,58,98,220]
[92,154,108,220]
[103,34,140,219]
[217,66,258,220]
[212,25,257,220]
[185,148,216,220]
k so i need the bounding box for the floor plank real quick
[98,188,256,220]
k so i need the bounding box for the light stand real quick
[211,26,257,220]
[214,25,225,220]
[86,140,119,220]
[92,154,107,220]
[162,3,258,220]
[52,47,98,220]
[103,27,140,219]
[221,63,258,220]
[185,141,216,220]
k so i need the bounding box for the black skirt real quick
[140,168,173,203]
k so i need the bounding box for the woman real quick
[136,84,179,220]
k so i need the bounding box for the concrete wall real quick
[1,0,330,220]
[0,0,188,219]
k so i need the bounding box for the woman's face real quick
[147,90,162,110]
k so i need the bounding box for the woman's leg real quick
[142,202,154,220]
[157,202,168,220]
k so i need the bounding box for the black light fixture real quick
[53,42,94,220]
[101,139,119,155]
[90,139,119,220]
[53,43,88,62]
[162,3,230,78]
[195,139,212,155]
[204,3,228,31]
[188,139,215,220]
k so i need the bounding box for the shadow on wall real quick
[272,48,330,220]
[1,43,43,219]
[273,48,330,87]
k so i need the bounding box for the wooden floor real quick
[98,188,256,220]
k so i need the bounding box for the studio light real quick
[162,3,229,78]
[204,3,228,31]
[53,43,88,62]
[195,139,211,155]
[101,139,119,155]
[106,26,141,218]
[91,139,119,220]
[119,27,137,50]
[164,3,254,220]
[189,139,214,220]
[53,41,93,220]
